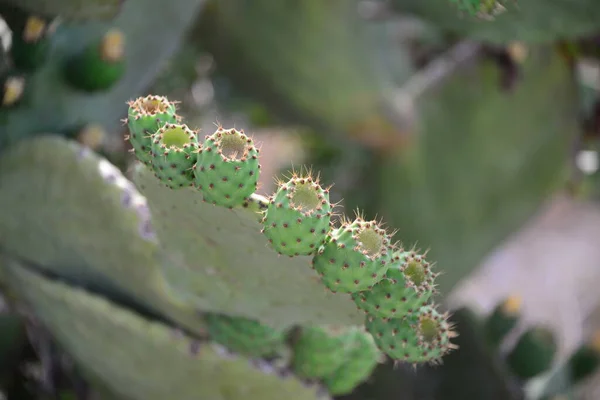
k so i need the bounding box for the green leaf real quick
[196,0,414,150]
[392,0,600,43]
[2,259,331,400]
[0,0,124,20]
[377,46,576,295]
[132,166,364,330]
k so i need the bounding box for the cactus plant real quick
[0,90,461,398]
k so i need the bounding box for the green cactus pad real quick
[64,29,126,92]
[194,127,260,208]
[132,155,364,330]
[127,95,181,166]
[311,216,396,293]
[366,305,457,364]
[149,123,199,189]
[2,260,331,400]
[322,330,381,396]
[291,325,358,379]
[261,172,333,256]
[204,313,286,358]
[352,250,436,319]
[507,326,557,379]
[0,135,211,337]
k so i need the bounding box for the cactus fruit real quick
[149,123,199,189]
[311,215,396,293]
[366,305,457,363]
[126,95,180,166]
[194,127,260,208]
[507,326,557,379]
[64,29,126,92]
[261,171,333,256]
[449,0,509,19]
[290,325,358,379]
[203,313,286,358]
[566,330,600,384]
[484,295,522,348]
[352,250,436,319]
[322,330,382,396]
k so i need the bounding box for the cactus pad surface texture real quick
[0,94,459,399]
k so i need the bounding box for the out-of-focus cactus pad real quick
[132,165,364,330]
[2,260,331,400]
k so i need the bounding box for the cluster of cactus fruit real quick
[125,94,459,391]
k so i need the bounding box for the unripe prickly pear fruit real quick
[203,313,286,358]
[194,127,260,208]
[311,215,396,293]
[290,325,357,379]
[352,250,437,319]
[567,330,600,384]
[126,95,180,165]
[323,329,382,396]
[484,295,522,348]
[507,326,557,379]
[150,123,199,189]
[366,305,458,364]
[261,171,333,256]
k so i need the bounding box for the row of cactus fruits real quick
[125,94,458,393]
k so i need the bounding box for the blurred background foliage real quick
[3,0,600,398]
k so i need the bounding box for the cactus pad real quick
[311,216,396,293]
[127,95,181,165]
[2,260,331,400]
[352,250,436,319]
[261,172,333,256]
[322,330,382,396]
[366,305,457,363]
[204,313,286,358]
[150,123,200,189]
[291,325,358,379]
[194,127,260,208]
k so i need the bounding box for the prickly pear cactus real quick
[0,93,461,398]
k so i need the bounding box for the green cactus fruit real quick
[567,331,600,384]
[149,123,199,189]
[352,250,437,319]
[126,95,180,166]
[322,329,382,396]
[64,28,126,92]
[203,313,286,358]
[366,305,458,364]
[193,126,260,208]
[1,7,54,72]
[260,171,333,256]
[311,215,396,293]
[449,0,509,19]
[290,325,357,379]
[507,326,557,379]
[483,295,522,349]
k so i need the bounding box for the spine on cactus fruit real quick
[126,95,181,166]
[193,126,260,208]
[64,29,126,92]
[311,213,397,293]
[261,169,334,257]
[506,326,557,380]
[1,75,26,107]
[566,330,600,384]
[352,249,437,319]
[149,123,200,189]
[365,305,458,364]
[483,295,522,349]
[203,313,286,358]
[290,325,358,379]
[0,5,54,72]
